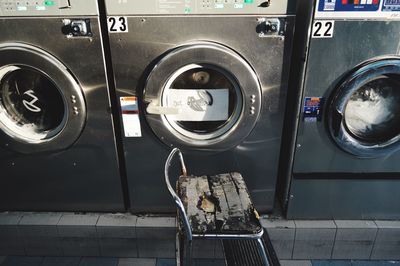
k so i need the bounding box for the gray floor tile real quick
[79,257,118,266]
[41,257,81,266]
[155,258,175,266]
[332,241,374,260]
[0,236,25,256]
[1,256,44,266]
[57,213,98,238]
[280,260,312,266]
[60,238,100,257]
[96,214,136,239]
[262,218,296,229]
[23,237,63,256]
[293,240,334,260]
[271,240,295,260]
[99,238,138,257]
[118,258,156,266]
[0,212,23,225]
[137,239,175,258]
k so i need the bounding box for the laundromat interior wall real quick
[0,0,399,221]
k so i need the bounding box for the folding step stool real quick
[164,148,280,266]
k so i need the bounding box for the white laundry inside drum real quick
[166,88,229,121]
[344,76,400,142]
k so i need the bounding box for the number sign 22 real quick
[108,17,128,33]
[312,20,334,38]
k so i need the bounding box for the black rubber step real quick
[222,232,280,266]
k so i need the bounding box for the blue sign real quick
[382,0,400,11]
[303,97,323,123]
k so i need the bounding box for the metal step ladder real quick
[164,148,280,266]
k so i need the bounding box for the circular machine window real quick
[344,76,400,143]
[0,42,87,153]
[161,64,243,141]
[0,66,67,142]
[328,57,400,158]
[144,42,262,151]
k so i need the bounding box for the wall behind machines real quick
[281,0,400,219]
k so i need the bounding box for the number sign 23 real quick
[108,17,128,33]
[312,20,334,38]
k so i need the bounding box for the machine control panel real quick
[0,0,98,16]
[105,0,290,15]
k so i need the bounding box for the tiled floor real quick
[1,256,400,266]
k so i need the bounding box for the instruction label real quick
[304,97,324,122]
[120,96,142,137]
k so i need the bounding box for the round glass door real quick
[162,64,242,141]
[144,42,261,151]
[329,57,400,157]
[0,43,86,153]
[0,66,67,142]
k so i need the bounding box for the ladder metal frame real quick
[165,148,270,266]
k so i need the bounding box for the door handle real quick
[332,109,343,137]
[146,102,181,115]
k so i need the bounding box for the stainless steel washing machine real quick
[282,0,400,219]
[0,0,125,211]
[105,0,296,213]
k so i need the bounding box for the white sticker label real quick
[120,96,142,137]
[108,16,128,33]
[166,89,229,121]
[312,20,335,38]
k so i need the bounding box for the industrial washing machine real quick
[0,0,125,211]
[105,0,296,212]
[282,0,400,219]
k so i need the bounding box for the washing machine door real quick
[328,57,400,158]
[0,43,86,153]
[144,42,261,151]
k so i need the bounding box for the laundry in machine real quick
[0,0,125,211]
[105,0,296,212]
[282,0,400,219]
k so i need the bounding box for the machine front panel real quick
[293,20,400,173]
[105,0,292,15]
[0,0,98,16]
[108,15,295,212]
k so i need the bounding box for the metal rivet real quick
[250,110,255,115]
[250,106,255,111]
[251,99,256,104]
[251,95,256,99]
[73,111,79,115]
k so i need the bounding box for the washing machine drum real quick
[144,42,261,151]
[0,43,86,153]
[328,57,400,158]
